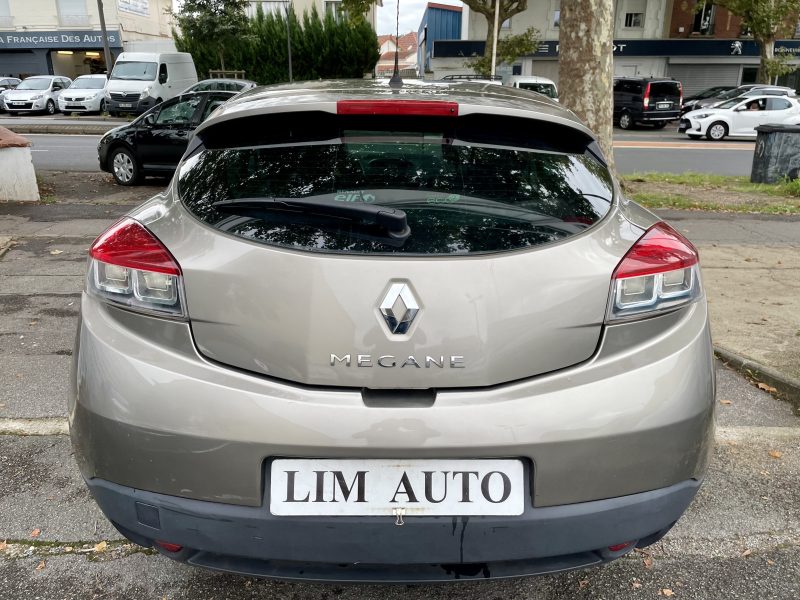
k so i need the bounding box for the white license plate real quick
[119,103,132,108]
[656,102,672,109]
[270,459,525,517]
[11,101,25,106]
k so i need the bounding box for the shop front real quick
[0,30,122,79]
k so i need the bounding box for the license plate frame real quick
[119,103,133,108]
[270,458,525,517]
[656,101,672,110]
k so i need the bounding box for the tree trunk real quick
[558,0,615,172]
[757,37,775,84]
[483,13,496,58]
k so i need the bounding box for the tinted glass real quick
[111,62,157,81]
[155,96,202,125]
[767,98,792,110]
[179,115,613,256]
[649,82,680,98]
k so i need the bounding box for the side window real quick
[767,98,792,111]
[155,96,203,125]
[200,95,228,122]
[159,63,168,83]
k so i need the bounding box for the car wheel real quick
[110,147,140,186]
[45,99,56,115]
[652,122,667,129]
[618,111,634,130]
[707,121,728,141]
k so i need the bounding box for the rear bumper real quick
[639,111,681,122]
[88,475,700,582]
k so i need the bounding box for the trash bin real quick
[751,123,800,183]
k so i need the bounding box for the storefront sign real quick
[0,30,122,50]
[435,38,800,59]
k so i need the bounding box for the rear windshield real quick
[649,82,681,98]
[179,113,613,256]
[517,82,557,98]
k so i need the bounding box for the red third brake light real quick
[90,218,181,276]
[614,222,698,279]
[337,100,459,117]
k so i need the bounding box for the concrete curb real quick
[1,124,116,135]
[715,345,800,412]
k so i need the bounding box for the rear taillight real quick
[606,222,701,322]
[643,83,651,109]
[87,218,185,318]
[678,82,683,108]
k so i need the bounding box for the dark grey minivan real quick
[614,77,683,129]
[70,80,714,583]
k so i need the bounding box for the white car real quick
[59,74,108,115]
[678,95,800,140]
[4,75,72,115]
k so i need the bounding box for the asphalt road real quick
[19,128,757,176]
[0,200,799,598]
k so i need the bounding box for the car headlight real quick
[85,93,98,99]
[693,113,712,120]
[140,89,150,100]
[31,94,43,100]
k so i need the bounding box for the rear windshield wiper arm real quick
[211,197,410,242]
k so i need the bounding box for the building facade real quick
[376,32,417,77]
[429,0,800,95]
[0,0,176,78]
[417,2,461,75]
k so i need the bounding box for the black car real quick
[613,77,683,129]
[98,91,236,185]
[681,85,735,114]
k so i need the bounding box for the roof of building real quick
[426,2,463,12]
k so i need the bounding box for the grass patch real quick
[621,171,800,214]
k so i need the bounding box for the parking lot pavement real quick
[1,201,799,597]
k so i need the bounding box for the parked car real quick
[0,77,22,112]
[105,52,198,116]
[4,75,71,115]
[440,74,502,85]
[73,80,715,582]
[58,74,108,115]
[182,78,257,94]
[678,95,800,140]
[98,90,235,185]
[503,75,558,100]
[614,77,683,129]
[693,84,796,110]
[680,85,734,114]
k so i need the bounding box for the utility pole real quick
[490,0,500,78]
[96,0,114,74]
[286,0,293,83]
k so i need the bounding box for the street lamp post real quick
[96,0,114,74]
[286,0,293,83]
[490,0,500,78]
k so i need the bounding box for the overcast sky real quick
[377,0,463,35]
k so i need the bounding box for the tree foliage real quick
[169,0,250,71]
[467,27,539,76]
[706,0,800,83]
[462,0,530,58]
[173,7,379,83]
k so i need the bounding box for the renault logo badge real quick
[379,283,419,335]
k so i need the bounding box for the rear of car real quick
[504,76,559,101]
[614,78,682,128]
[70,81,714,582]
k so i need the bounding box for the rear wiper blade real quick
[211,196,411,243]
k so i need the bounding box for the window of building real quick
[57,0,89,26]
[501,18,511,29]
[693,1,715,35]
[246,0,285,18]
[553,10,560,28]
[624,12,643,27]
[325,0,347,21]
[0,0,12,26]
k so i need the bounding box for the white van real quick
[105,52,197,115]
[504,75,559,101]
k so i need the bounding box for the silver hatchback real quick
[70,80,715,582]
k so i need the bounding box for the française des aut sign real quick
[0,30,122,50]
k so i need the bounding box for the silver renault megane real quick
[69,79,715,583]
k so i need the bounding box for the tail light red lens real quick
[155,540,183,553]
[337,100,459,117]
[643,83,651,109]
[607,222,701,322]
[87,218,185,318]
